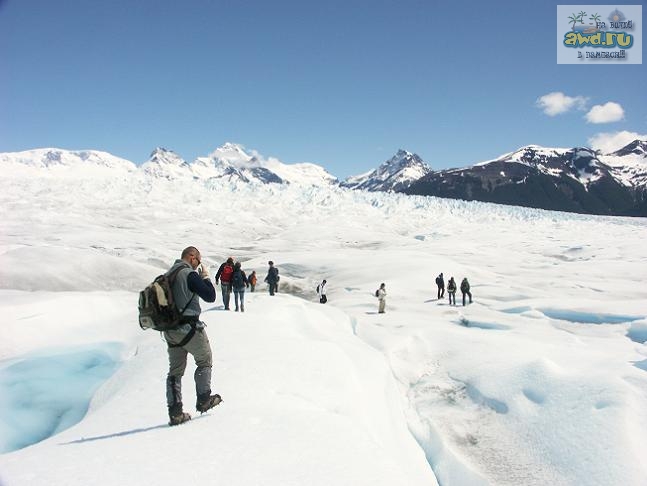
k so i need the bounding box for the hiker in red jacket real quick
[215,257,234,310]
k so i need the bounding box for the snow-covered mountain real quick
[602,139,647,188]
[0,148,136,174]
[342,149,432,192]
[405,140,647,216]
[191,146,283,185]
[140,148,191,179]
[1,143,339,187]
[193,142,338,186]
[479,145,617,188]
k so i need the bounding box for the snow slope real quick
[1,165,646,485]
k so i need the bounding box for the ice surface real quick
[0,165,646,485]
[0,344,121,453]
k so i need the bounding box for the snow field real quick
[1,169,646,485]
[0,291,436,486]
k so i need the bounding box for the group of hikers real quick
[435,273,472,307]
[157,246,473,426]
[316,274,472,314]
[369,275,472,314]
[212,258,281,312]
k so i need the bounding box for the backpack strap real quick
[166,263,198,347]
[167,264,197,316]
[167,321,198,348]
[178,294,196,316]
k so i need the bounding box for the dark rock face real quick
[403,145,646,216]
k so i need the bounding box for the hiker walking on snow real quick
[317,279,327,304]
[447,277,457,306]
[215,257,234,310]
[164,246,221,426]
[264,260,279,296]
[376,283,387,314]
[461,277,472,306]
[232,261,249,312]
[248,270,257,292]
[436,273,445,300]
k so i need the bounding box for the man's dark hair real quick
[181,246,199,259]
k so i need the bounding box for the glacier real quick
[0,157,646,485]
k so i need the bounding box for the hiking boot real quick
[196,393,222,413]
[169,412,191,426]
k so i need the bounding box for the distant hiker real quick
[317,279,327,304]
[435,273,445,299]
[231,261,249,312]
[215,257,234,310]
[164,246,221,426]
[376,283,387,314]
[461,277,472,306]
[264,260,279,296]
[248,270,258,292]
[447,277,457,306]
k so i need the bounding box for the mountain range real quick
[2,140,646,216]
[405,142,647,217]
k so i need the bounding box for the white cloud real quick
[586,102,625,124]
[588,130,647,153]
[536,92,588,116]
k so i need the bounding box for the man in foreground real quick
[164,246,221,426]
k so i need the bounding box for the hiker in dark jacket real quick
[436,273,445,299]
[460,277,472,306]
[264,260,279,296]
[165,246,221,426]
[447,277,457,306]
[215,257,234,310]
[231,261,249,312]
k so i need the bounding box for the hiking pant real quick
[250,283,255,292]
[462,290,472,306]
[378,299,386,313]
[268,281,277,296]
[221,283,232,309]
[233,288,245,310]
[448,291,456,306]
[437,286,445,299]
[165,326,213,412]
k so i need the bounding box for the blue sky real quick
[1,0,645,178]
